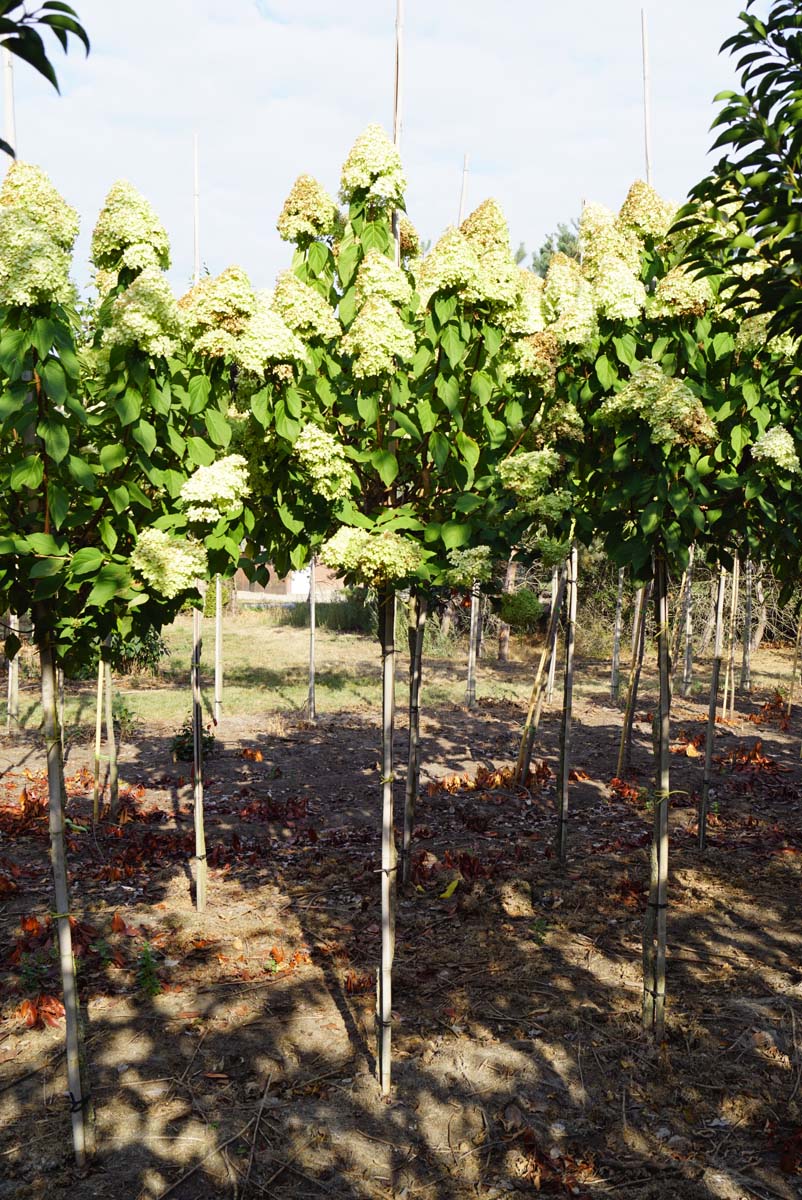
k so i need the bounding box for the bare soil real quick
[2,650,802,1199]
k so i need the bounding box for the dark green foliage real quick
[531,220,580,277]
[500,588,544,630]
[203,578,234,618]
[170,716,215,761]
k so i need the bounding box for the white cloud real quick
[5,0,743,293]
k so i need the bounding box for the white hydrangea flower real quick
[460,199,511,256]
[130,528,208,598]
[236,292,307,376]
[340,124,407,206]
[444,545,493,586]
[293,423,352,501]
[498,448,561,499]
[354,249,412,308]
[0,209,74,308]
[92,180,170,273]
[499,269,545,336]
[276,174,339,242]
[543,253,597,345]
[752,426,801,473]
[579,202,641,276]
[416,227,482,308]
[320,525,423,584]
[0,161,79,249]
[618,180,676,240]
[398,215,421,259]
[506,330,559,393]
[593,255,647,322]
[271,271,340,340]
[648,266,712,320]
[597,359,716,446]
[102,266,182,359]
[341,296,415,377]
[179,266,256,360]
[180,454,251,523]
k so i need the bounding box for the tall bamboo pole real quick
[631,585,645,658]
[545,565,559,705]
[787,614,802,720]
[699,566,727,851]
[104,660,118,821]
[610,568,625,702]
[2,46,16,160]
[681,545,695,698]
[641,8,653,186]
[458,153,470,224]
[191,606,207,912]
[642,556,669,1039]
[307,555,317,722]
[92,658,103,823]
[497,556,517,662]
[556,547,578,862]
[376,583,396,1094]
[465,580,480,708]
[402,591,427,886]
[740,557,752,693]
[616,583,650,779]
[6,612,19,732]
[721,557,740,720]
[213,575,223,726]
[515,567,568,784]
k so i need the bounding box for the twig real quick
[154,1118,255,1199]
[242,1071,273,1199]
[178,1029,207,1083]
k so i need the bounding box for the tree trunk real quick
[545,565,559,705]
[787,615,802,719]
[631,585,646,658]
[104,660,118,821]
[465,581,480,708]
[721,557,740,721]
[556,547,578,863]
[642,557,670,1040]
[213,574,223,727]
[699,579,717,656]
[92,658,103,824]
[307,555,317,723]
[610,568,625,702]
[515,566,568,785]
[752,563,767,651]
[699,567,727,851]
[740,557,752,693]
[39,625,93,1164]
[192,606,207,912]
[376,583,396,1095]
[497,557,517,662]
[6,612,20,733]
[681,545,695,699]
[402,591,427,887]
[440,599,455,639]
[616,582,650,779]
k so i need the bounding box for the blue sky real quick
[5,1,747,296]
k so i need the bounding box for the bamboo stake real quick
[104,660,118,821]
[681,545,695,699]
[722,557,740,720]
[213,575,223,726]
[497,556,517,662]
[515,566,568,785]
[610,568,625,702]
[458,152,469,224]
[788,614,802,719]
[555,547,578,862]
[402,591,427,886]
[465,579,480,708]
[57,665,65,757]
[376,583,396,1094]
[545,565,559,705]
[307,555,316,722]
[2,45,16,160]
[6,612,19,732]
[616,583,650,779]
[92,658,103,824]
[642,556,669,1039]
[192,605,207,912]
[699,566,727,851]
[641,8,653,186]
[740,557,752,693]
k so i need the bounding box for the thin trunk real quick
[699,567,727,851]
[213,574,223,726]
[631,585,646,658]
[465,581,480,707]
[192,606,207,912]
[681,546,695,699]
[787,615,802,719]
[92,658,103,824]
[57,665,65,758]
[721,557,740,721]
[610,568,625,702]
[642,557,670,1040]
[307,555,316,722]
[515,566,568,785]
[402,591,427,887]
[740,558,752,693]
[376,584,396,1095]
[616,583,651,779]
[39,625,93,1164]
[440,600,455,639]
[477,594,487,660]
[555,547,578,862]
[6,612,19,733]
[752,563,766,651]
[104,660,118,821]
[669,567,688,672]
[497,557,517,662]
[545,565,559,705]
[699,579,717,656]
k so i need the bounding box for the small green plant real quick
[170,716,216,762]
[136,942,161,997]
[530,918,550,945]
[19,950,52,996]
[91,939,113,967]
[112,693,138,739]
[203,578,234,618]
[500,589,544,631]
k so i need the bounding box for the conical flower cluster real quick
[92,180,170,273]
[0,163,77,308]
[277,174,339,242]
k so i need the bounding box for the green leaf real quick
[108,484,130,514]
[595,354,617,390]
[278,504,304,534]
[67,454,96,490]
[470,370,493,405]
[10,454,43,491]
[114,387,141,426]
[357,391,379,424]
[29,556,64,579]
[47,482,68,530]
[37,416,69,463]
[412,343,434,379]
[416,397,436,434]
[98,517,118,552]
[640,502,663,536]
[439,877,460,899]
[441,521,471,550]
[371,449,398,486]
[187,374,211,414]
[338,244,359,287]
[454,493,483,514]
[132,419,158,456]
[308,241,329,276]
[504,398,523,426]
[204,408,231,447]
[186,436,216,467]
[612,335,638,369]
[274,399,300,442]
[455,431,480,470]
[435,374,460,412]
[27,532,66,555]
[429,431,450,471]
[251,387,271,427]
[71,547,104,576]
[440,324,465,369]
[31,318,59,359]
[433,294,458,326]
[86,564,130,607]
[39,357,67,405]
[99,443,126,472]
[4,632,21,661]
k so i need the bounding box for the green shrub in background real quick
[66,627,169,681]
[500,589,544,631]
[203,577,235,617]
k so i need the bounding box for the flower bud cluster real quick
[179,454,251,523]
[597,360,716,447]
[272,271,340,341]
[293,423,352,501]
[444,545,493,586]
[179,267,256,362]
[752,426,801,474]
[277,175,339,242]
[341,296,415,378]
[130,528,208,598]
[498,447,560,499]
[91,181,170,273]
[648,266,711,320]
[1,161,79,249]
[507,330,560,392]
[354,250,412,308]
[618,181,675,240]
[0,163,77,308]
[236,293,307,376]
[320,525,423,584]
[340,124,407,207]
[543,254,598,345]
[103,266,182,359]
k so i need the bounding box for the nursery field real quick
[2,618,802,1199]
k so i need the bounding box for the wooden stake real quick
[192,606,207,912]
[722,557,740,720]
[515,566,568,784]
[740,557,752,693]
[497,556,517,662]
[6,612,19,732]
[307,555,317,722]
[376,583,396,1094]
[610,568,625,702]
[555,547,578,862]
[2,46,16,160]
[642,556,669,1038]
[616,583,650,779]
[641,8,653,186]
[465,580,480,708]
[104,659,118,821]
[213,575,223,726]
[92,658,103,824]
[402,590,427,886]
[545,565,559,705]
[681,545,695,699]
[699,566,727,851]
[788,614,802,719]
[458,152,470,224]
